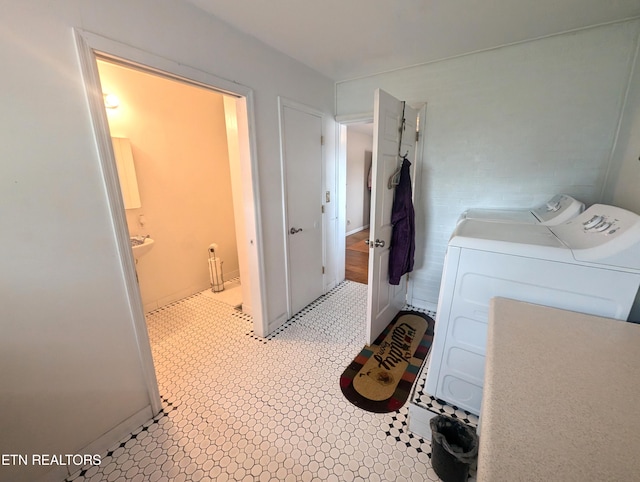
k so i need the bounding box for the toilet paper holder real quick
[208,244,224,293]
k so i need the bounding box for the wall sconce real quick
[103,93,120,109]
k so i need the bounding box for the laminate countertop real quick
[477,297,640,482]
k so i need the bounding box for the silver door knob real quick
[374,239,385,247]
[290,227,303,235]
[364,239,371,246]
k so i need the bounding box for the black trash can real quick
[430,415,478,482]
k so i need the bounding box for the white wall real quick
[0,1,335,480]
[603,32,640,214]
[602,30,640,322]
[337,20,640,308]
[346,128,373,234]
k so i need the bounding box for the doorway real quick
[76,31,269,413]
[345,123,374,285]
[338,91,426,345]
[96,59,246,313]
[345,228,370,284]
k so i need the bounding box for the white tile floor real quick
[410,363,479,429]
[67,281,449,482]
[200,278,243,309]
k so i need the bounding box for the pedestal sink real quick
[131,236,154,260]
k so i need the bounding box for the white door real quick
[366,89,418,345]
[281,101,324,315]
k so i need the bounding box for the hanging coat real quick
[388,158,415,285]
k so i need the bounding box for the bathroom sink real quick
[131,236,154,259]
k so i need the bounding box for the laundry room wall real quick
[346,127,373,234]
[602,31,640,215]
[98,60,239,312]
[0,1,335,480]
[602,36,640,323]
[336,19,640,309]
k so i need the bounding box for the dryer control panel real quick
[531,194,584,225]
[550,204,640,269]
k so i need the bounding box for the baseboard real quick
[223,269,240,281]
[241,301,252,316]
[407,297,437,312]
[268,312,289,334]
[346,224,369,237]
[407,403,438,441]
[38,464,68,482]
[59,405,154,481]
[324,278,337,292]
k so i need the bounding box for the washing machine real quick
[426,204,640,415]
[459,194,584,225]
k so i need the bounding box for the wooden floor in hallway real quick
[345,228,369,284]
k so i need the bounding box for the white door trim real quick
[73,30,269,415]
[406,103,426,308]
[336,103,425,309]
[336,115,374,287]
[277,97,326,318]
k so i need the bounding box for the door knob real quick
[290,227,303,235]
[374,239,385,247]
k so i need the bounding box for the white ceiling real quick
[183,0,640,81]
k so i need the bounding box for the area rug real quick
[340,311,435,413]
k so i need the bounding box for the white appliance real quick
[426,204,640,415]
[459,194,584,225]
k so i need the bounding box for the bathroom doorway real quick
[76,30,269,415]
[96,59,248,314]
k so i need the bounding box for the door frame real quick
[277,97,326,318]
[74,29,269,412]
[336,102,426,307]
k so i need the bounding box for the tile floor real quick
[67,281,458,482]
[410,364,479,429]
[200,278,243,309]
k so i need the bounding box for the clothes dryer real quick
[459,194,584,225]
[426,204,640,415]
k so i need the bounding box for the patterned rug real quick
[340,311,435,413]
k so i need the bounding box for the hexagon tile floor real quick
[66,281,462,482]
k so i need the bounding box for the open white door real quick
[366,89,418,345]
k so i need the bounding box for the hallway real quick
[345,229,369,285]
[66,281,444,481]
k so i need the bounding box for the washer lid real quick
[459,194,584,225]
[460,208,535,224]
[450,219,570,260]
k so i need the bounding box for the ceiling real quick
[183,0,640,81]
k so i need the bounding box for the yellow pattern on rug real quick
[352,313,427,401]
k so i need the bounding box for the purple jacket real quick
[388,158,415,285]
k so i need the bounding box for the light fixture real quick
[103,93,120,109]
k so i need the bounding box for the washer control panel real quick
[532,194,585,225]
[550,204,640,267]
[582,214,618,234]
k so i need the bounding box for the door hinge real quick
[321,135,324,145]
[321,205,325,213]
[322,266,325,274]
[416,130,420,142]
